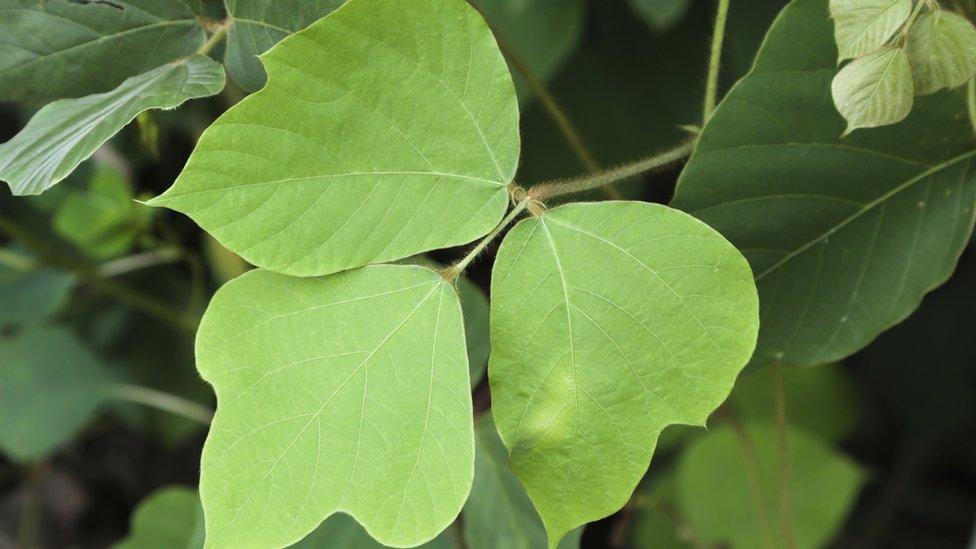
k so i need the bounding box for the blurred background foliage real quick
[1,0,974,547]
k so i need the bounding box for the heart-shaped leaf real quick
[114,486,205,549]
[489,201,759,545]
[196,265,473,548]
[831,46,914,134]
[149,0,519,277]
[672,0,976,368]
[905,10,976,96]
[0,0,204,105]
[0,55,225,196]
[829,0,912,61]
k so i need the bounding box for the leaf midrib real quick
[754,148,976,280]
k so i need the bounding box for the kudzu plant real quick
[0,0,974,547]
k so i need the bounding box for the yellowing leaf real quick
[196,265,473,548]
[149,0,519,277]
[832,46,914,134]
[489,201,758,546]
[906,9,976,96]
[829,0,912,61]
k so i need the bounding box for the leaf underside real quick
[489,201,759,546]
[829,0,912,61]
[831,46,914,133]
[150,0,519,277]
[196,265,473,548]
[906,10,976,96]
[673,0,976,368]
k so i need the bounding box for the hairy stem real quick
[107,383,213,425]
[197,19,232,56]
[772,361,797,549]
[703,0,731,122]
[443,198,530,281]
[529,140,695,201]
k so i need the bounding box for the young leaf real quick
[149,0,519,277]
[465,417,582,549]
[0,55,225,196]
[829,0,912,61]
[489,201,759,545]
[628,0,693,32]
[0,254,74,328]
[196,265,473,548]
[469,0,585,105]
[113,486,205,549]
[0,327,114,462]
[0,0,204,105]
[672,0,976,368]
[676,422,865,548]
[222,0,345,91]
[832,46,914,134]
[905,10,976,96]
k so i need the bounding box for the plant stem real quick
[529,140,696,201]
[772,361,797,549]
[95,248,183,278]
[899,0,929,42]
[197,19,231,56]
[0,247,36,271]
[107,383,213,425]
[726,410,777,549]
[703,0,731,122]
[443,198,530,281]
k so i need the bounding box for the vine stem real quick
[197,19,232,56]
[443,197,530,281]
[703,0,731,122]
[107,383,213,425]
[528,140,696,201]
[772,361,797,549]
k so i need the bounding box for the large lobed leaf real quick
[0,0,204,106]
[490,201,759,545]
[0,55,225,196]
[672,0,976,368]
[196,265,473,548]
[149,0,519,277]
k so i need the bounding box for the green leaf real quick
[829,0,912,61]
[905,10,976,96]
[0,327,113,461]
[676,421,865,548]
[113,486,205,549]
[465,416,582,549]
[196,265,473,548]
[223,0,345,91]
[628,0,693,32]
[0,55,225,196]
[489,201,759,545]
[0,254,74,328]
[469,0,584,105]
[831,46,914,134]
[298,514,459,549]
[732,364,859,442]
[53,166,148,259]
[672,0,976,368]
[458,276,491,387]
[0,0,205,105]
[149,0,518,277]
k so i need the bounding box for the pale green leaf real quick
[829,0,912,61]
[149,0,518,277]
[676,421,865,549]
[196,265,473,548]
[628,0,693,32]
[0,0,204,105]
[0,55,225,196]
[0,327,113,461]
[832,46,914,134]
[672,0,976,368]
[113,486,205,549]
[223,0,345,91]
[489,201,759,545]
[465,416,582,549]
[0,254,74,328]
[53,166,148,259]
[469,0,584,105]
[906,10,976,96]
